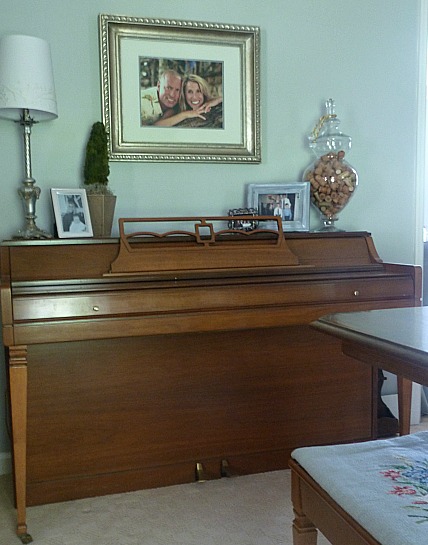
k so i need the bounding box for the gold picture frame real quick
[99,14,260,163]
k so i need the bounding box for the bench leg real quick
[291,469,317,545]
[292,510,318,545]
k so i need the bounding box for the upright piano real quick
[0,217,422,542]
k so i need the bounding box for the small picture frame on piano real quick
[51,188,94,238]
[247,182,310,232]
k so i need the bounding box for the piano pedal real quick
[221,459,237,478]
[195,462,208,483]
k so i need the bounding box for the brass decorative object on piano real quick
[227,208,259,231]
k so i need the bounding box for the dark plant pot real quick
[87,194,116,237]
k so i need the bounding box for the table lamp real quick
[0,34,58,239]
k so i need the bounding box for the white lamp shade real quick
[0,34,58,121]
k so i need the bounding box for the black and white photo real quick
[51,188,93,238]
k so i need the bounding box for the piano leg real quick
[9,346,33,543]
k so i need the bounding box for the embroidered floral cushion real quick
[292,431,428,545]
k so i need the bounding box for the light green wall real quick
[0,0,425,459]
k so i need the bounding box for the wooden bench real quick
[290,431,428,545]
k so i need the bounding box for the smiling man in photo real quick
[141,69,182,126]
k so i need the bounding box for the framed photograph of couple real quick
[51,188,93,238]
[247,183,310,232]
[99,14,260,163]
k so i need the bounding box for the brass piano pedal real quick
[195,462,208,483]
[221,459,237,478]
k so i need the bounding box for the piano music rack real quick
[107,216,299,275]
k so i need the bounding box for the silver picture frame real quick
[247,183,310,232]
[99,14,261,163]
[51,188,93,238]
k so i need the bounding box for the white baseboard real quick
[0,452,12,475]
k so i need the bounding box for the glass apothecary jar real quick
[303,99,358,231]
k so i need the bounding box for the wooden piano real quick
[0,217,422,542]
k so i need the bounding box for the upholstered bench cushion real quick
[291,431,428,545]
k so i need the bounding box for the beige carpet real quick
[0,470,332,545]
[3,419,428,544]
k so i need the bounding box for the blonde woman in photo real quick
[156,74,223,127]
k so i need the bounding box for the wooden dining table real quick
[311,306,428,436]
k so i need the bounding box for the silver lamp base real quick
[13,177,52,240]
[14,224,52,240]
[13,110,53,240]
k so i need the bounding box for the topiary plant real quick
[83,121,112,195]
